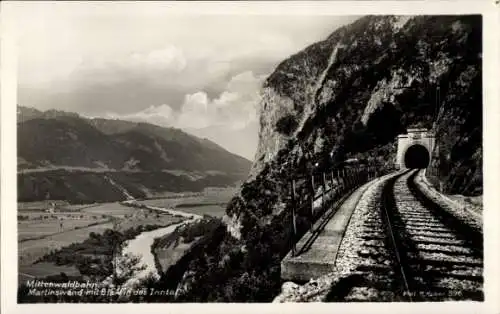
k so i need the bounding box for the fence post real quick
[291,179,297,257]
[342,169,346,189]
[353,169,356,187]
[345,169,350,190]
[343,169,347,191]
[351,168,354,187]
[322,172,327,214]
[348,168,352,189]
[352,169,355,188]
[310,175,315,232]
[353,169,356,188]
[337,170,344,194]
[330,170,334,193]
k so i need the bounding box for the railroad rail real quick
[330,169,483,302]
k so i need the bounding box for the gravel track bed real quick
[403,221,443,226]
[415,243,473,254]
[405,226,454,232]
[274,169,483,302]
[407,230,457,238]
[417,251,481,264]
[416,170,482,231]
[392,170,483,300]
[331,172,402,302]
[273,172,401,302]
[412,235,464,245]
[421,264,483,277]
[434,277,483,291]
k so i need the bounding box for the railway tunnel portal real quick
[396,128,436,169]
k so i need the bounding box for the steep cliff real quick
[175,15,482,301]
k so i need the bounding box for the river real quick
[118,204,202,289]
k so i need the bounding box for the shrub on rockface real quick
[275,114,299,136]
[433,60,482,195]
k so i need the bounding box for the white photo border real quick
[1,1,499,314]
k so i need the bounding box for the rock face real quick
[175,15,482,302]
[246,14,481,232]
[254,15,481,193]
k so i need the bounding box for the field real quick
[114,211,185,232]
[18,200,104,212]
[18,201,70,211]
[17,188,233,283]
[171,204,227,218]
[80,202,137,217]
[19,262,81,284]
[18,212,110,242]
[18,201,142,242]
[18,201,185,273]
[19,222,115,266]
[137,187,237,218]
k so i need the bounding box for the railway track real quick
[331,169,483,302]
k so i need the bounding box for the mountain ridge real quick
[17,106,251,173]
[17,106,251,203]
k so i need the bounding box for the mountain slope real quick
[18,116,128,169]
[173,15,482,302]
[17,107,251,202]
[17,107,250,174]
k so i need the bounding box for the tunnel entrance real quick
[404,144,430,169]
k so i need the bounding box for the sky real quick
[12,2,357,160]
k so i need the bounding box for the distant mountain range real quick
[17,106,251,203]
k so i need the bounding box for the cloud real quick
[66,45,188,87]
[14,7,358,158]
[99,71,264,158]
[177,92,212,129]
[128,46,187,72]
[176,71,264,130]
[106,70,264,130]
[104,103,177,127]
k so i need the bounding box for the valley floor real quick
[17,187,234,296]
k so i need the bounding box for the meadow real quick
[18,201,140,243]
[81,202,137,217]
[19,262,80,284]
[17,187,236,286]
[18,212,110,242]
[19,222,115,266]
[137,187,237,218]
[17,200,185,281]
